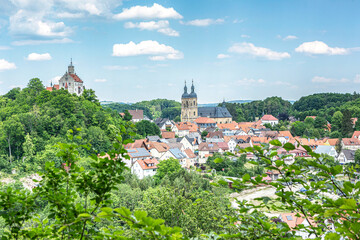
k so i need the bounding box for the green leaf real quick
[242,174,251,182]
[78,213,91,218]
[324,232,340,240]
[214,158,224,163]
[283,142,295,151]
[269,140,282,146]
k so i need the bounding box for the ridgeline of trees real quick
[103,99,181,121]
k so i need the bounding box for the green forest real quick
[0,79,359,239]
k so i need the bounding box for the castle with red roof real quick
[47,60,85,96]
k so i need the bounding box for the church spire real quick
[191,79,195,93]
[184,80,188,94]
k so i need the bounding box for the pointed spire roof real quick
[182,80,190,98]
[188,79,197,98]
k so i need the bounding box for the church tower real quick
[181,80,198,122]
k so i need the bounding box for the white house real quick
[132,159,159,179]
[260,115,279,126]
[337,149,355,164]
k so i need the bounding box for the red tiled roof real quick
[217,122,239,130]
[279,213,316,229]
[128,110,144,120]
[69,73,83,83]
[137,158,159,170]
[184,148,196,158]
[342,138,360,146]
[124,139,146,149]
[352,131,360,139]
[195,117,216,124]
[161,131,175,139]
[261,114,278,121]
[217,142,229,150]
[175,122,198,132]
[305,116,317,120]
[278,131,293,139]
[46,84,60,92]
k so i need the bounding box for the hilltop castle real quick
[181,81,232,124]
[46,60,85,96]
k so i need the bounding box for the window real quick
[193,100,195,105]
[194,111,196,116]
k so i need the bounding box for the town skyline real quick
[1,0,360,103]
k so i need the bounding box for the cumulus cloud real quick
[283,35,298,40]
[9,10,72,38]
[50,76,61,84]
[112,40,183,61]
[12,38,73,46]
[124,20,179,36]
[217,54,230,59]
[113,3,182,20]
[295,41,349,55]
[57,0,122,16]
[229,42,290,60]
[236,78,265,86]
[94,78,107,82]
[181,18,224,27]
[26,53,52,61]
[104,65,138,70]
[0,59,16,71]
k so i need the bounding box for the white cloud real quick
[241,34,250,38]
[12,38,73,46]
[9,10,72,37]
[26,52,52,61]
[295,41,349,55]
[236,78,265,86]
[50,75,61,84]
[113,3,182,20]
[56,12,85,18]
[229,42,290,60]
[0,46,10,50]
[0,59,16,71]
[217,54,230,59]
[354,74,360,83]
[112,40,183,61]
[312,76,349,83]
[94,78,107,82]
[104,65,138,70]
[283,35,298,40]
[57,0,122,16]
[181,18,224,27]
[124,20,179,36]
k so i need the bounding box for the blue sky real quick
[0,0,359,103]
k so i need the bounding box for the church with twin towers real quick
[180,81,233,124]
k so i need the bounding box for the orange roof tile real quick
[184,149,196,158]
[261,114,278,121]
[195,117,216,124]
[352,131,360,138]
[137,158,159,170]
[161,131,175,139]
[69,73,83,83]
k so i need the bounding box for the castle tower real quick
[68,58,74,74]
[181,80,198,122]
